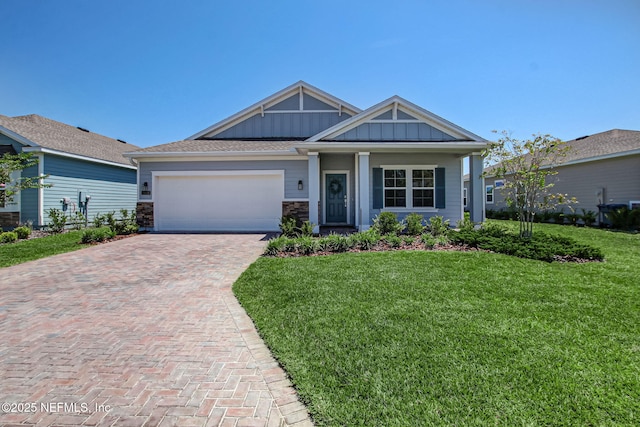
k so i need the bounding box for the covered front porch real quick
[304,150,485,233]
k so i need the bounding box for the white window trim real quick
[380,165,438,211]
[486,184,494,204]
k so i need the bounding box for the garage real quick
[154,171,284,232]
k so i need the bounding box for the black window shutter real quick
[372,168,383,209]
[435,167,446,209]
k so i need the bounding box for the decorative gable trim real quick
[306,96,485,142]
[188,81,362,140]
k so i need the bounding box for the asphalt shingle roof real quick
[129,139,299,153]
[0,114,141,166]
[562,129,640,162]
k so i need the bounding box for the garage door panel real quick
[155,173,283,231]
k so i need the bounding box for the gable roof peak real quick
[187,81,362,140]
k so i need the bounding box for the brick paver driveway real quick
[0,234,312,427]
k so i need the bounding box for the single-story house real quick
[126,81,489,233]
[464,129,640,217]
[0,114,141,229]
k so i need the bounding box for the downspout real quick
[37,153,44,227]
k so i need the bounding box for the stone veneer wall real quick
[136,202,154,229]
[0,212,20,229]
[282,201,309,223]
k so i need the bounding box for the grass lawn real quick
[234,222,640,426]
[0,230,87,268]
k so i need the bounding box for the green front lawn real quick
[234,223,640,426]
[0,230,87,268]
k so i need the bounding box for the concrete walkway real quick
[0,234,312,427]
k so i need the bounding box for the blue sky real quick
[1,0,638,148]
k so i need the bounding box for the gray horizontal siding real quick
[369,153,463,224]
[44,154,136,184]
[332,122,456,141]
[211,112,351,139]
[42,175,137,225]
[139,160,309,200]
[19,164,39,226]
[489,155,640,214]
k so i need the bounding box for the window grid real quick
[383,168,435,209]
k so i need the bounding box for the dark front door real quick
[325,173,347,223]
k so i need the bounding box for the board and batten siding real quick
[368,153,463,224]
[332,122,456,142]
[138,160,309,201]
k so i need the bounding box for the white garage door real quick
[154,171,284,232]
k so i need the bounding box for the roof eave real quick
[124,150,302,159]
[295,141,489,154]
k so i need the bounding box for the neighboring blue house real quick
[126,81,488,232]
[0,114,140,229]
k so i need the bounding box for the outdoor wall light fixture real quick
[298,180,303,190]
[141,182,151,195]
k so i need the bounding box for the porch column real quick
[308,152,320,234]
[468,153,485,223]
[358,152,370,231]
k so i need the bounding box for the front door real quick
[325,173,347,223]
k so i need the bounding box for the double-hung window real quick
[486,185,494,204]
[383,167,435,209]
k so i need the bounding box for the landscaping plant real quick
[47,208,67,233]
[0,231,18,244]
[13,226,32,240]
[483,131,577,237]
[404,213,425,235]
[372,211,404,235]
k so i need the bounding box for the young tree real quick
[483,131,577,238]
[0,152,50,206]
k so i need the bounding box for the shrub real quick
[47,208,67,233]
[405,213,425,236]
[373,212,404,235]
[13,226,32,240]
[279,216,298,237]
[299,221,314,237]
[434,235,450,246]
[565,212,580,226]
[384,234,403,248]
[449,227,604,262]
[71,211,86,230]
[456,212,474,232]
[297,236,320,255]
[80,227,116,244]
[264,236,288,256]
[0,231,18,244]
[93,213,106,228]
[606,207,640,231]
[402,236,415,246]
[350,229,381,250]
[421,234,436,249]
[322,233,351,252]
[428,215,450,237]
[550,211,564,224]
[581,209,597,227]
